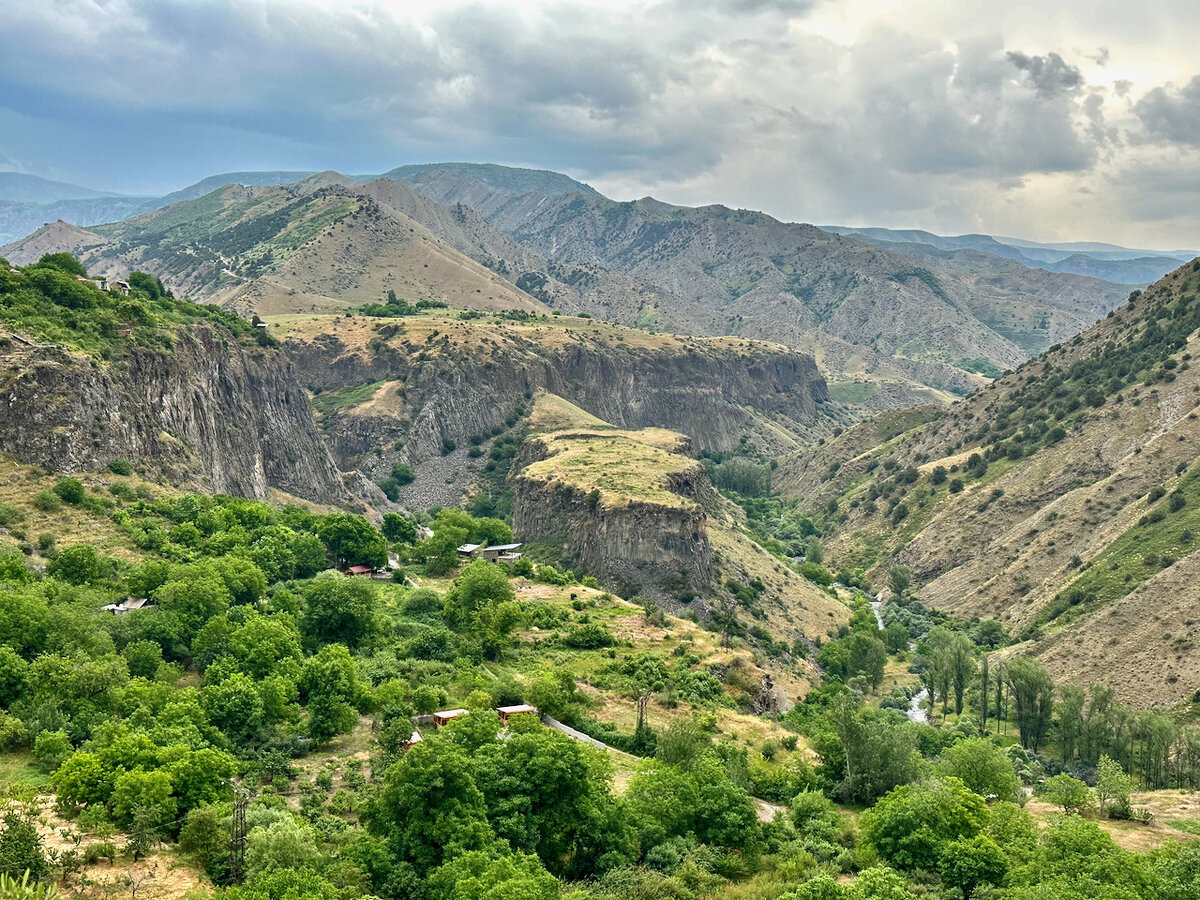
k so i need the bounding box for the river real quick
[871,598,930,724]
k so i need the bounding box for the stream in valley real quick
[871,598,930,724]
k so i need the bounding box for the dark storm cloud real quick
[1006,51,1085,97]
[1135,76,1200,146]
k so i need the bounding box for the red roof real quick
[345,564,374,574]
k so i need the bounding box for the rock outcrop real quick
[283,316,837,477]
[510,428,716,603]
[0,325,346,503]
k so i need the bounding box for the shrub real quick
[0,503,25,528]
[53,477,86,505]
[563,624,616,649]
[34,491,62,512]
[108,459,133,476]
[798,562,833,586]
[33,730,72,773]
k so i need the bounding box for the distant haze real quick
[3,0,1200,248]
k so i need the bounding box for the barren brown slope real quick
[396,167,1128,391]
[352,177,684,325]
[1023,550,1200,708]
[1,183,547,317]
[777,259,1200,706]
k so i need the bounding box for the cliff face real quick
[283,316,836,474]
[0,326,346,503]
[509,428,716,605]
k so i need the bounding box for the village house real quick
[480,543,523,562]
[496,704,538,725]
[432,708,470,728]
[344,564,374,577]
[457,543,483,559]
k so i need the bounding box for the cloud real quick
[0,0,1198,246]
[1006,51,1084,97]
[1135,76,1200,146]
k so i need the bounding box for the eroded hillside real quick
[277,310,842,508]
[1,181,547,317]
[779,260,1200,705]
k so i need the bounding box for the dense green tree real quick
[301,573,380,648]
[46,545,103,585]
[1005,657,1055,752]
[847,867,915,900]
[374,740,497,874]
[0,812,49,884]
[1095,755,1133,818]
[0,647,29,708]
[179,806,228,881]
[381,512,417,545]
[425,849,558,900]
[938,737,1021,803]
[814,695,920,804]
[316,514,386,569]
[246,818,320,879]
[154,577,232,639]
[939,834,1007,896]
[36,252,87,276]
[862,777,989,872]
[443,560,522,658]
[695,778,761,852]
[1157,839,1200,900]
[111,768,176,830]
[201,672,263,743]
[623,763,701,852]
[473,725,617,876]
[1039,774,1093,814]
[229,614,302,679]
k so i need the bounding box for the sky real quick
[2,0,1200,249]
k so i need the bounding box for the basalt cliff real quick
[0,325,346,503]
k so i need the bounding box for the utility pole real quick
[230,784,249,885]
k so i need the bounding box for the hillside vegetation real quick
[780,258,1200,706]
[1,182,546,319]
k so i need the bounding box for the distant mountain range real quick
[1,163,1164,404]
[821,225,1196,285]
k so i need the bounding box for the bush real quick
[33,730,72,773]
[0,503,25,528]
[798,562,833,586]
[34,491,62,512]
[53,477,85,505]
[108,459,133,476]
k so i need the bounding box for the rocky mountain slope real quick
[5,163,1138,408]
[0,170,319,244]
[0,326,347,504]
[823,225,1193,285]
[0,259,349,504]
[395,166,1129,391]
[777,259,1200,706]
[1,180,548,317]
[277,311,841,508]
